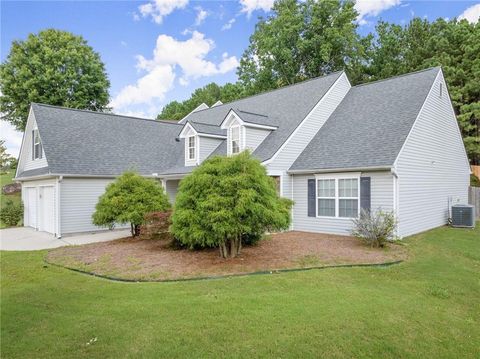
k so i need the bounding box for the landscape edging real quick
[43,256,404,283]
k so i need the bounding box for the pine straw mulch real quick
[46,231,407,281]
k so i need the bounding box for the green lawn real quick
[1,224,479,358]
[0,171,21,228]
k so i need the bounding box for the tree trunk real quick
[230,239,236,258]
[221,242,228,258]
[237,235,242,255]
[131,223,141,237]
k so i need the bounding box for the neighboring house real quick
[15,67,470,238]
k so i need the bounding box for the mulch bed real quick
[46,231,407,281]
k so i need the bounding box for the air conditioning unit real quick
[451,204,475,228]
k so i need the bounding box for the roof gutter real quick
[15,172,165,181]
[287,166,392,175]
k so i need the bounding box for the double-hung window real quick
[230,126,240,154]
[338,178,359,217]
[317,179,336,217]
[187,136,196,160]
[316,176,359,218]
[32,129,42,160]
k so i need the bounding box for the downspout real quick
[56,175,63,238]
[290,174,294,231]
[390,168,399,238]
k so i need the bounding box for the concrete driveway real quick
[0,227,130,251]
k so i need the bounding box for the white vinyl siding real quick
[395,71,470,237]
[198,136,222,163]
[265,73,351,199]
[17,112,48,173]
[60,178,129,234]
[245,127,271,152]
[165,179,180,204]
[292,171,394,235]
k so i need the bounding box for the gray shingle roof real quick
[16,167,51,179]
[188,121,226,137]
[233,109,278,127]
[31,104,184,176]
[185,71,343,161]
[289,67,440,172]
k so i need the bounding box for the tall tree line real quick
[157,0,479,164]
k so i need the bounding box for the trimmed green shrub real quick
[171,151,293,258]
[92,171,170,237]
[351,209,397,248]
[0,199,23,227]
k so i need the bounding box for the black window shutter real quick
[307,179,316,217]
[360,177,371,213]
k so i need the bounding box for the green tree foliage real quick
[0,29,110,131]
[171,151,293,258]
[92,172,170,237]
[238,0,368,93]
[366,18,480,164]
[157,82,244,121]
[0,140,14,170]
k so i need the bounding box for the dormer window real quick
[188,136,196,160]
[32,129,42,160]
[231,126,240,154]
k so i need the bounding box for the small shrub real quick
[351,209,397,248]
[92,171,170,237]
[141,210,172,239]
[241,232,264,246]
[471,174,480,187]
[0,200,23,227]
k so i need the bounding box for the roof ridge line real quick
[188,70,345,115]
[236,109,269,118]
[353,66,440,89]
[32,103,183,126]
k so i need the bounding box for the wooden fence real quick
[471,165,480,179]
[469,186,480,218]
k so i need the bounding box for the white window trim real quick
[229,124,242,155]
[187,135,196,161]
[33,128,42,160]
[315,173,360,219]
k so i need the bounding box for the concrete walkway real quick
[0,227,130,251]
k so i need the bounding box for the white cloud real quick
[136,31,238,82]
[355,0,401,25]
[194,7,208,26]
[222,18,236,31]
[240,0,274,17]
[110,65,175,110]
[138,0,188,24]
[111,31,239,113]
[0,121,23,158]
[458,3,480,23]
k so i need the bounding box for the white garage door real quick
[25,187,37,228]
[39,186,55,234]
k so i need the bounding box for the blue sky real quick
[1,0,479,157]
